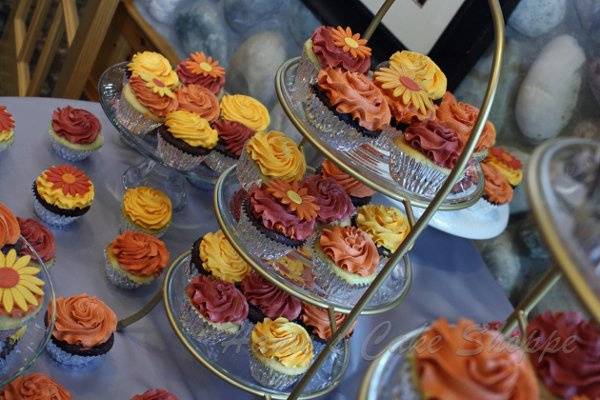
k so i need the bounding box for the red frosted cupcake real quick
[131,388,178,400]
[0,105,15,153]
[17,217,55,267]
[303,174,355,225]
[240,271,301,323]
[175,52,225,94]
[49,106,103,162]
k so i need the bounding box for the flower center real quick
[0,268,19,288]
[199,62,213,72]
[399,76,421,91]
[344,37,359,49]
[61,173,76,184]
[152,78,166,87]
[287,190,303,205]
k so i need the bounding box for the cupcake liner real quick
[237,206,293,260]
[119,212,168,238]
[468,198,499,214]
[180,296,242,345]
[157,134,206,171]
[33,195,79,228]
[397,352,422,400]
[389,148,449,197]
[473,149,488,162]
[249,348,302,389]
[203,150,238,175]
[46,339,103,368]
[103,252,150,290]
[313,244,373,299]
[291,51,319,104]
[371,126,403,156]
[49,137,94,162]
[116,91,161,136]
[236,146,265,190]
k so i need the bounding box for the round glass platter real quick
[274,58,484,211]
[97,62,219,186]
[0,236,56,387]
[213,165,412,315]
[527,137,600,322]
[163,251,349,399]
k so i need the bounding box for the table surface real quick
[0,97,513,399]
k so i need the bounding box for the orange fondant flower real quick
[184,52,225,79]
[45,164,92,197]
[329,26,371,59]
[266,180,319,221]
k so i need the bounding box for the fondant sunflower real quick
[184,52,225,79]
[145,78,175,98]
[329,26,371,59]
[0,249,44,314]
[266,180,319,221]
[389,50,447,99]
[44,165,93,197]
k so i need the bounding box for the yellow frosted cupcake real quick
[0,105,15,153]
[249,317,313,389]
[121,186,172,237]
[190,230,250,284]
[355,204,410,256]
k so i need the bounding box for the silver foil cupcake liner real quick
[116,90,161,136]
[46,339,103,368]
[180,296,242,345]
[236,146,264,190]
[389,148,450,197]
[104,251,151,290]
[473,149,489,162]
[33,195,79,228]
[119,212,168,238]
[49,137,94,162]
[238,207,294,261]
[249,348,303,389]
[204,151,238,175]
[292,51,319,104]
[157,134,206,171]
[371,126,403,156]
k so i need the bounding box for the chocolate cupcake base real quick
[33,195,80,228]
[46,334,114,368]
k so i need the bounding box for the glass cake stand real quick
[0,236,56,387]
[163,251,349,399]
[214,165,412,314]
[97,63,220,211]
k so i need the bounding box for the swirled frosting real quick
[122,187,172,231]
[389,51,447,99]
[200,230,250,284]
[129,76,178,119]
[175,52,225,94]
[17,218,55,263]
[246,130,306,182]
[487,147,523,186]
[404,120,461,169]
[415,318,539,400]
[436,92,496,152]
[248,186,315,241]
[321,159,374,198]
[251,317,313,369]
[311,26,371,74]
[300,303,354,341]
[131,389,178,400]
[128,51,179,87]
[319,225,379,276]
[35,165,94,209]
[241,271,301,321]
[481,162,513,205]
[356,204,410,253]
[109,231,169,277]
[317,67,391,131]
[303,175,354,224]
[49,294,117,349]
[213,119,254,157]
[186,275,248,324]
[175,84,219,122]
[527,311,600,399]
[220,94,270,132]
[1,373,71,400]
[0,105,15,132]
[0,202,20,248]
[51,106,101,144]
[164,110,217,148]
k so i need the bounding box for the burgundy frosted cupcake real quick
[300,303,355,343]
[183,275,248,344]
[204,118,255,174]
[240,271,301,323]
[131,388,178,400]
[175,52,225,94]
[49,106,103,161]
[303,174,355,225]
[17,217,56,268]
[321,159,374,206]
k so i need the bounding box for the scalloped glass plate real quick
[163,252,349,399]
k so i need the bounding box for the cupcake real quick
[156,110,218,170]
[304,67,391,149]
[190,229,250,284]
[240,271,301,323]
[320,159,374,206]
[486,146,523,187]
[527,311,600,399]
[249,317,314,389]
[237,130,306,189]
[0,202,20,249]
[355,204,410,257]
[175,51,225,94]
[105,230,170,289]
[373,50,446,125]
[121,186,172,237]
[33,164,94,227]
[436,91,496,160]
[303,174,355,225]
[175,84,219,122]
[389,119,461,196]
[300,303,354,343]
[405,318,539,399]
[131,388,178,400]
[0,373,71,399]
[0,105,15,153]
[314,225,379,294]
[49,106,103,161]
[204,94,270,174]
[17,217,55,268]
[481,162,513,205]
[239,180,318,260]
[270,255,315,289]
[182,275,248,344]
[46,294,117,367]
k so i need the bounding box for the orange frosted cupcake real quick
[481,161,513,205]
[175,84,219,122]
[0,373,71,399]
[0,105,15,153]
[0,202,20,249]
[300,303,354,343]
[485,146,523,187]
[320,159,374,206]
[175,51,225,95]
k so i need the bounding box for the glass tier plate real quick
[97,62,219,185]
[214,165,412,315]
[163,252,349,399]
[275,58,484,211]
[0,236,56,387]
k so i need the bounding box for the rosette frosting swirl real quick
[356,204,410,253]
[241,271,301,321]
[186,275,248,324]
[246,130,306,182]
[481,162,513,205]
[213,119,254,157]
[317,67,391,131]
[303,175,354,224]
[128,51,178,87]
[109,231,169,277]
[17,217,55,263]
[404,120,461,169]
[165,110,217,149]
[0,202,20,248]
[415,318,539,400]
[220,94,270,132]
[301,303,354,341]
[1,373,71,400]
[0,105,15,132]
[49,294,117,349]
[122,187,172,231]
[321,160,374,198]
[129,76,178,119]
[200,230,250,284]
[131,389,179,400]
[251,317,313,369]
[175,84,219,122]
[319,225,379,276]
[311,26,371,74]
[51,106,101,144]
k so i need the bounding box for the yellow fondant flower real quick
[0,249,44,314]
[145,78,175,98]
[374,64,434,119]
[329,26,371,59]
[389,51,447,99]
